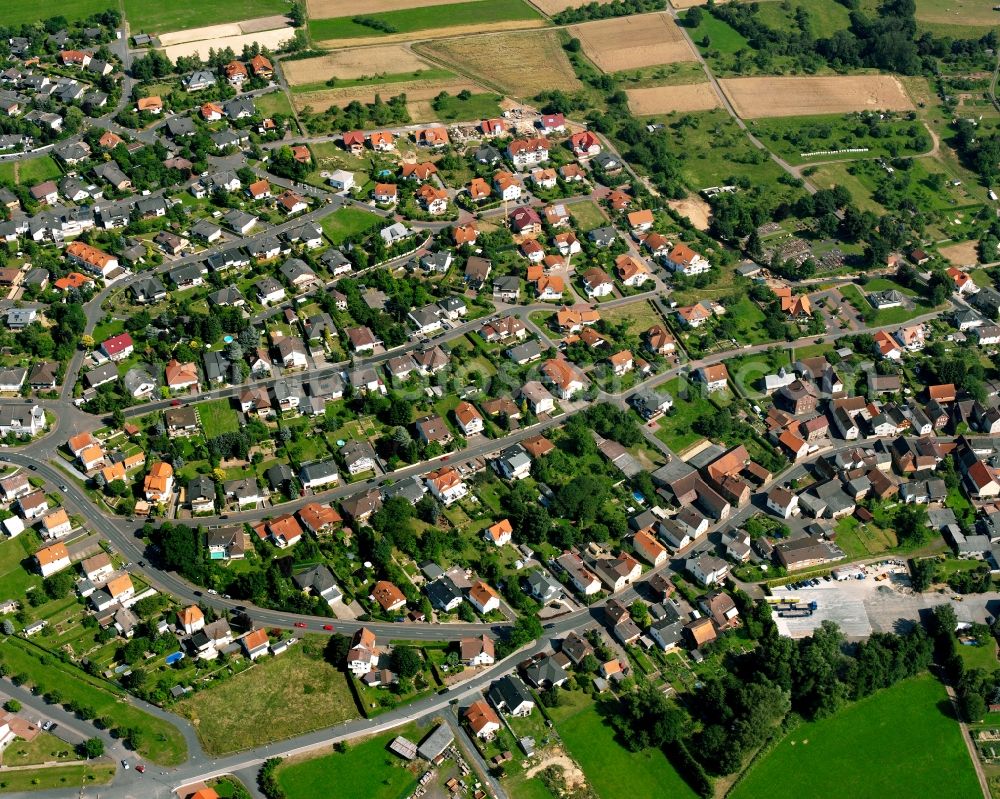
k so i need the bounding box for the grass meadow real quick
[123,0,289,33]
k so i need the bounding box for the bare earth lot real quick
[668,195,712,229]
[283,46,432,85]
[938,240,980,267]
[414,30,581,97]
[292,77,484,113]
[569,13,697,72]
[159,17,294,61]
[626,82,720,115]
[719,75,915,118]
[307,0,458,18]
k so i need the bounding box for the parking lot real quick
[771,567,1000,639]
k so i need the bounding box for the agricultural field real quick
[283,45,436,86]
[2,0,112,26]
[915,0,1000,36]
[309,0,546,45]
[173,643,359,755]
[626,82,720,116]
[124,0,288,34]
[307,0,459,16]
[569,13,696,73]
[277,725,424,799]
[731,675,979,799]
[557,702,699,799]
[414,30,581,97]
[291,76,484,114]
[719,75,915,119]
[530,0,616,13]
[157,17,296,61]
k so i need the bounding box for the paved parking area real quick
[772,571,1000,639]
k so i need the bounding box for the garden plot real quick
[626,82,720,115]
[569,13,697,72]
[719,75,915,119]
[414,30,581,97]
[283,46,432,85]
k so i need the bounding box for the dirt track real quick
[718,75,915,118]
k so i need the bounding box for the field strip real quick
[283,46,434,85]
[569,12,698,72]
[718,75,915,118]
[163,28,294,61]
[528,0,615,14]
[307,0,466,17]
[291,77,488,112]
[413,29,581,97]
[313,18,547,47]
[157,15,289,45]
[626,82,721,115]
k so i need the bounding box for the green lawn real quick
[654,376,714,453]
[2,732,76,766]
[754,0,852,38]
[255,90,295,119]
[839,283,941,326]
[599,300,662,336]
[309,0,543,41]
[568,199,607,232]
[319,207,382,245]
[16,157,62,186]
[558,703,698,799]
[2,0,112,25]
[0,762,115,792]
[277,726,420,799]
[687,13,749,54]
[731,675,979,799]
[0,638,187,766]
[427,92,504,122]
[198,398,240,438]
[173,643,359,755]
[123,0,288,33]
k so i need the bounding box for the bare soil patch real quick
[157,15,288,45]
[525,751,587,789]
[414,29,580,96]
[938,240,979,267]
[668,195,712,230]
[719,75,915,118]
[307,0,459,18]
[163,27,294,61]
[626,82,720,115]
[293,77,484,112]
[283,46,431,85]
[569,13,696,72]
[314,18,546,47]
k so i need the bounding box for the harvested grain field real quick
[414,30,581,97]
[719,75,915,118]
[569,13,696,72]
[159,16,294,61]
[530,0,616,13]
[283,46,432,85]
[626,83,720,115]
[157,16,287,45]
[307,0,457,18]
[314,18,546,47]
[292,77,484,113]
[938,240,979,267]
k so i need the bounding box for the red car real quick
[170,399,181,407]
[323,624,334,631]
[136,765,145,774]
[294,622,307,628]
